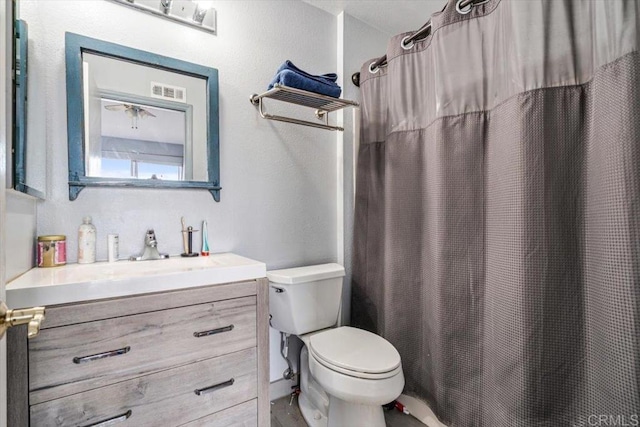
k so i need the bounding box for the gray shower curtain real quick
[352,1,640,426]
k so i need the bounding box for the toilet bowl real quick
[302,327,404,427]
[268,264,404,427]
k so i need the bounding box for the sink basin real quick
[7,253,266,308]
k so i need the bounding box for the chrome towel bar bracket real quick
[250,84,358,132]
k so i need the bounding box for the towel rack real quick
[250,84,359,132]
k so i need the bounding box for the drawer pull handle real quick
[194,378,235,396]
[73,346,131,364]
[193,324,234,338]
[84,410,132,426]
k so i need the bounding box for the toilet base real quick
[297,334,402,427]
[298,344,386,427]
[299,392,328,427]
[327,394,386,427]
[299,346,329,427]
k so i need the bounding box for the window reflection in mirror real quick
[91,100,186,180]
[81,52,208,182]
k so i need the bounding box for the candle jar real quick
[37,235,67,267]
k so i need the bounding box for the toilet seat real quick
[309,348,403,380]
[308,327,401,380]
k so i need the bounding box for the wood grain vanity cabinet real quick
[8,278,270,427]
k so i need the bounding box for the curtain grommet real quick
[456,0,473,14]
[456,0,490,15]
[401,35,415,50]
[369,62,380,74]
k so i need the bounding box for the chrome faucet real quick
[129,229,170,261]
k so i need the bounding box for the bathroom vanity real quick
[6,253,269,427]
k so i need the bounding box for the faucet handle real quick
[145,229,158,247]
[130,229,168,261]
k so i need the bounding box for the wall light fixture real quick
[108,0,216,34]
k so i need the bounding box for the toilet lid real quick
[309,327,401,375]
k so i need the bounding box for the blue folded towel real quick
[274,60,338,84]
[269,70,342,98]
[268,61,342,98]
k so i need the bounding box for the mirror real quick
[65,32,220,201]
[12,0,50,199]
[13,17,45,198]
[82,52,207,182]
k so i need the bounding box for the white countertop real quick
[7,253,267,308]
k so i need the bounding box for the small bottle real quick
[78,216,96,264]
[107,234,119,263]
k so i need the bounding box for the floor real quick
[270,395,427,427]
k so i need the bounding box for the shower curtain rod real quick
[351,0,487,87]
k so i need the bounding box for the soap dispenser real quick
[78,216,96,264]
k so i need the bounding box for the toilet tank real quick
[268,263,345,335]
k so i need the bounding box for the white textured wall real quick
[5,191,37,282]
[25,0,338,264]
[22,0,339,383]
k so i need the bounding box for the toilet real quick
[268,263,404,427]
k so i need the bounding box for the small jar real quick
[37,235,67,267]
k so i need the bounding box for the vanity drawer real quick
[29,296,256,404]
[180,400,258,427]
[30,347,257,427]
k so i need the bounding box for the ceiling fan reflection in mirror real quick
[104,103,157,129]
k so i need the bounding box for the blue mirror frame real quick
[65,32,220,201]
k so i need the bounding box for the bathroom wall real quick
[5,191,37,282]
[23,0,339,265]
[20,0,390,384]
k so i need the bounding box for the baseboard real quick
[397,394,447,427]
[269,377,297,401]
